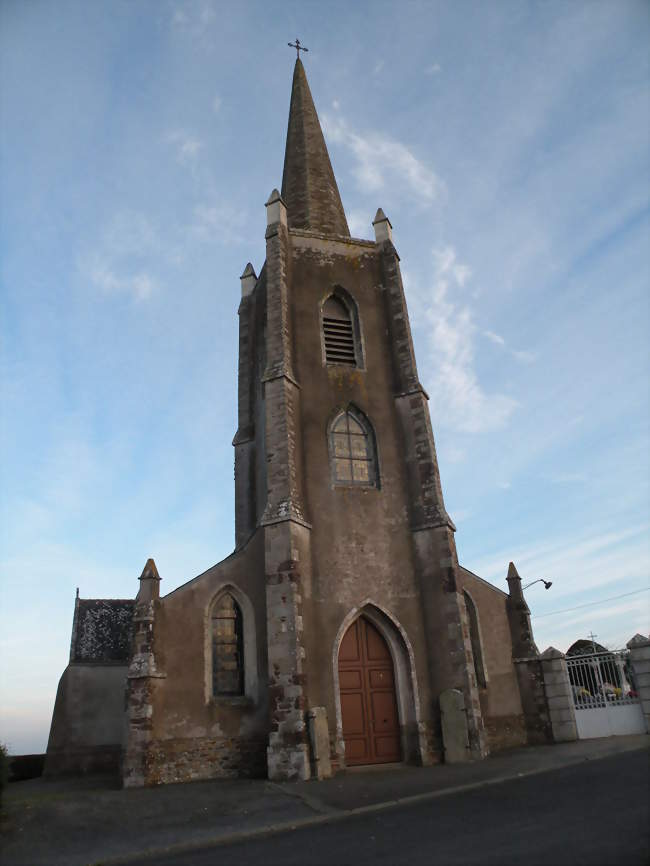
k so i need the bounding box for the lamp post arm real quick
[522,578,553,590]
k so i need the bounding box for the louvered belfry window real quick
[323,295,356,366]
[212,593,244,696]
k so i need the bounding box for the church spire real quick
[281,59,350,237]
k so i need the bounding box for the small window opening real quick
[212,593,244,696]
[323,296,356,366]
[330,409,377,486]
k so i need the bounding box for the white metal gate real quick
[567,650,647,739]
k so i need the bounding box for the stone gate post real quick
[627,634,650,733]
[540,647,577,743]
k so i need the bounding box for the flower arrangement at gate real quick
[572,685,591,700]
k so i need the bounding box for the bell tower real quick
[235,57,487,779]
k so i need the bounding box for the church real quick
[45,57,550,785]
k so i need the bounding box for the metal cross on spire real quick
[288,38,308,60]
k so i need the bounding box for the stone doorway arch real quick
[332,602,423,767]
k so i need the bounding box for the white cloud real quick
[373,60,385,75]
[78,212,163,302]
[85,261,157,301]
[171,1,215,36]
[166,129,204,165]
[323,114,443,203]
[497,481,511,490]
[346,210,370,238]
[190,201,247,244]
[483,329,537,364]
[511,349,536,364]
[414,246,519,433]
[469,524,650,599]
[212,94,222,114]
[533,597,649,653]
[549,472,588,484]
[332,99,340,111]
[130,273,156,301]
[442,445,466,464]
[425,63,441,75]
[484,330,505,346]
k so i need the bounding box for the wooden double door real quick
[338,616,402,765]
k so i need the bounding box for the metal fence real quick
[567,650,638,708]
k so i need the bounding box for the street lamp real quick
[523,578,553,590]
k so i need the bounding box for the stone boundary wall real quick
[513,657,553,744]
[44,744,122,777]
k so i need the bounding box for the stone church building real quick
[46,59,551,785]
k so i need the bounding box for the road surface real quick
[126,749,649,866]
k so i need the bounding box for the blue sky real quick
[1,0,648,754]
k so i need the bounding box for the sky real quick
[1,0,648,755]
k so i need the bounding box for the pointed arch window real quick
[212,593,244,696]
[322,293,362,367]
[463,591,487,689]
[329,408,378,487]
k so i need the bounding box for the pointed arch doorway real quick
[338,616,402,765]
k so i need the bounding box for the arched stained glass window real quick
[212,593,244,696]
[330,409,378,487]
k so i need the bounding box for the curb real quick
[98,740,649,865]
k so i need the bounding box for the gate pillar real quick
[540,647,577,743]
[627,634,650,734]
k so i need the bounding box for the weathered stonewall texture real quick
[122,560,166,788]
[440,689,470,763]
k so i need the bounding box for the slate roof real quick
[281,58,350,237]
[72,599,134,663]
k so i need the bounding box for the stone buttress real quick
[374,211,487,760]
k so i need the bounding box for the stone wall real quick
[460,568,527,752]
[143,736,267,784]
[627,634,650,733]
[123,535,269,787]
[513,657,553,744]
[483,714,528,751]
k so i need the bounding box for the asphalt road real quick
[127,749,649,866]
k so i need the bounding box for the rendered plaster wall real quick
[45,664,127,775]
[459,569,527,750]
[141,530,269,784]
